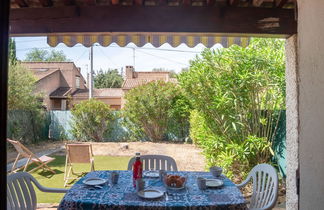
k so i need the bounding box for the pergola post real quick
[285,34,299,210]
[0,0,10,209]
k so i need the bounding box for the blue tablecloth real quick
[59,170,247,210]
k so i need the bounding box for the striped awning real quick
[47,33,250,48]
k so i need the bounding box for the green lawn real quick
[27,155,131,203]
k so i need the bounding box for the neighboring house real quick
[23,62,87,110]
[24,62,175,110]
[72,88,123,110]
[23,62,123,110]
[121,66,177,107]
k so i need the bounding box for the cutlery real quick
[164,191,169,201]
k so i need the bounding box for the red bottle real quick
[132,152,143,188]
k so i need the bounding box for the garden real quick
[7,38,286,206]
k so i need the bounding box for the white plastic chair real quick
[7,172,68,210]
[127,155,178,171]
[236,163,278,210]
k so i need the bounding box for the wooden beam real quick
[9,5,297,36]
[85,0,96,5]
[39,0,53,7]
[228,0,240,6]
[0,0,9,209]
[252,0,264,7]
[275,0,289,8]
[15,0,28,7]
[63,0,75,5]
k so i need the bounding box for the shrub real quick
[71,99,114,141]
[180,38,285,179]
[123,81,191,142]
[8,63,42,111]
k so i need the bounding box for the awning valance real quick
[47,33,250,48]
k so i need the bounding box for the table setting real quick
[58,167,247,210]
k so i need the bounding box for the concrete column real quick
[297,0,324,209]
[285,35,299,210]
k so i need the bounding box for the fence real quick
[7,110,50,144]
[48,110,130,141]
[273,110,286,178]
[7,109,286,177]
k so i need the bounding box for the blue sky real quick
[14,36,222,78]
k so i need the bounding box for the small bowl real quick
[209,166,222,177]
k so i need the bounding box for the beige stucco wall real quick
[34,70,62,110]
[297,0,324,209]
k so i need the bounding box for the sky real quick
[14,36,223,79]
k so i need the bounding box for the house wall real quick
[35,70,62,110]
[297,0,324,209]
[71,97,121,110]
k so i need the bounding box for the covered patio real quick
[1,0,324,209]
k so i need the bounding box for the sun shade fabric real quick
[47,33,250,48]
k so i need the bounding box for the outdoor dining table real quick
[58,170,247,210]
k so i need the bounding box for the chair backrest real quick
[66,144,93,163]
[7,172,38,210]
[248,164,278,210]
[7,139,33,159]
[127,155,178,171]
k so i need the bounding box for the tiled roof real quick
[28,68,59,81]
[72,88,123,98]
[49,87,72,98]
[94,88,123,97]
[122,78,177,89]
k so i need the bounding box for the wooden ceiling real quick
[10,0,295,8]
[9,0,297,37]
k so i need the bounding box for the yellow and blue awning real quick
[47,33,250,48]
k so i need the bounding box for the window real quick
[76,76,80,88]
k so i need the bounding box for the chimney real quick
[125,66,134,79]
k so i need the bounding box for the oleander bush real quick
[180,38,285,179]
[123,81,191,142]
[71,99,114,141]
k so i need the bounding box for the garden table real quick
[58,170,247,210]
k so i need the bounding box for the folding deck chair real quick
[7,139,56,174]
[64,143,95,187]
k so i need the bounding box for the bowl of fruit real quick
[163,174,187,190]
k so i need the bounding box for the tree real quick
[25,48,70,62]
[9,38,17,65]
[8,63,42,111]
[179,38,285,178]
[94,69,124,88]
[123,81,191,142]
[71,99,114,142]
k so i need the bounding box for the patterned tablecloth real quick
[59,170,247,210]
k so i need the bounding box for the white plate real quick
[137,189,164,199]
[82,178,107,186]
[206,179,224,188]
[143,171,159,178]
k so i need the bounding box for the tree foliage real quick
[25,48,70,62]
[8,63,42,111]
[94,69,124,88]
[9,38,17,65]
[71,99,114,142]
[123,81,191,142]
[179,38,285,179]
